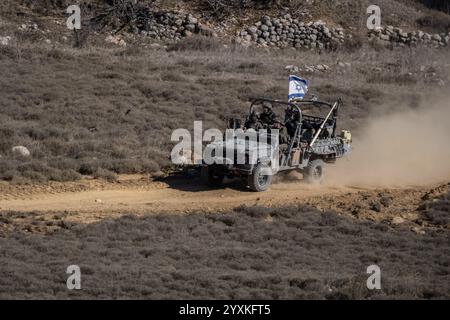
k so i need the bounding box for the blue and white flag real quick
[288,75,308,101]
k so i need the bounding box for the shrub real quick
[93,168,118,181]
[167,36,222,52]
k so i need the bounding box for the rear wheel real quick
[201,165,224,187]
[304,159,325,184]
[248,163,273,192]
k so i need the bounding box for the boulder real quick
[12,146,31,157]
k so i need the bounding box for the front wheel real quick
[248,163,273,192]
[304,159,325,184]
[201,165,224,187]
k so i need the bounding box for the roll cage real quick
[248,97,342,139]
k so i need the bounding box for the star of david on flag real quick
[288,75,308,101]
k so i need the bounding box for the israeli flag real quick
[288,75,308,101]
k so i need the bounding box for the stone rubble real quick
[285,64,331,73]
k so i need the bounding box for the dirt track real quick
[0,174,354,218]
[0,174,448,229]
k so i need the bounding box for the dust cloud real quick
[327,98,450,187]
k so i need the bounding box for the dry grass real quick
[0,202,448,299]
[0,0,449,182]
[0,36,449,183]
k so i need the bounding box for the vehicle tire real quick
[304,159,325,184]
[201,165,224,187]
[248,163,273,192]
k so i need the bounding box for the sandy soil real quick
[0,174,448,229]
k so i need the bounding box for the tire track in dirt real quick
[0,175,360,221]
[0,175,448,230]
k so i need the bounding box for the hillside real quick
[0,0,449,182]
[0,0,449,301]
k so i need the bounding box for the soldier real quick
[258,101,291,145]
[244,111,264,131]
[259,101,278,128]
[272,119,290,145]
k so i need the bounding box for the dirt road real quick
[0,174,358,220]
[0,174,447,227]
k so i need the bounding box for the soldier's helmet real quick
[262,101,273,111]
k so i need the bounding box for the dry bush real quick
[421,192,450,227]
[0,34,449,182]
[167,35,222,52]
[417,13,450,32]
[419,0,450,14]
[0,204,449,298]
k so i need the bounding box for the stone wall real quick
[236,15,449,50]
[135,11,216,41]
[368,26,450,48]
[236,14,345,50]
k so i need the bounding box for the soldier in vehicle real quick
[271,119,290,145]
[259,101,278,128]
[244,111,264,131]
[301,122,315,143]
[258,102,290,145]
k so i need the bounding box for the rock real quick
[380,34,390,41]
[315,64,325,71]
[183,30,193,37]
[105,35,126,47]
[411,226,425,235]
[185,24,196,32]
[186,15,198,25]
[260,24,269,32]
[247,26,258,34]
[380,196,393,207]
[370,201,382,212]
[392,217,405,225]
[432,34,441,42]
[0,36,11,46]
[285,65,299,72]
[95,199,102,203]
[257,38,266,45]
[12,146,30,157]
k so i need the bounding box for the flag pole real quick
[309,101,338,148]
